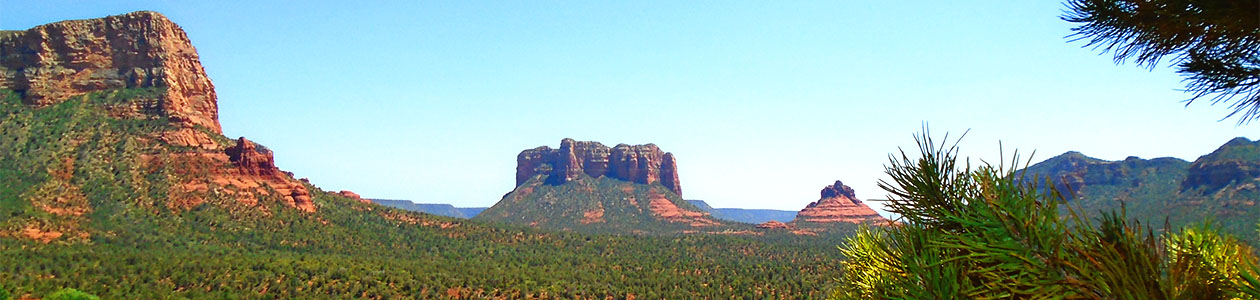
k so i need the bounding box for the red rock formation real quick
[820,181,856,199]
[516,138,683,196]
[0,11,221,148]
[756,220,791,229]
[2,12,319,213]
[647,190,718,227]
[339,190,370,204]
[581,204,605,224]
[219,137,314,212]
[794,181,885,224]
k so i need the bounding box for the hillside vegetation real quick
[0,88,846,299]
[1021,141,1260,246]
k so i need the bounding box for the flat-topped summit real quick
[478,139,720,234]
[517,138,682,196]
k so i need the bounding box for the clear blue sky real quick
[4,1,1255,212]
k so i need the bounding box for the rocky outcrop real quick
[755,220,791,229]
[0,11,221,148]
[516,138,683,196]
[338,190,371,204]
[793,181,885,224]
[219,137,314,212]
[647,190,718,227]
[1182,137,1260,193]
[820,181,856,199]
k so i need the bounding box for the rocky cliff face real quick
[222,137,314,211]
[793,181,885,224]
[0,11,315,214]
[1182,137,1260,193]
[1017,138,1259,246]
[1021,151,1190,198]
[0,11,221,148]
[517,138,683,196]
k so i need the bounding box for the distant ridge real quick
[1020,137,1260,246]
[686,200,797,224]
[370,199,487,219]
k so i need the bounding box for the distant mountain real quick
[1020,151,1189,199]
[370,199,488,218]
[1182,137,1260,194]
[1021,137,1260,245]
[686,200,797,224]
[474,139,731,234]
[458,207,487,218]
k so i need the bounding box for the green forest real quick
[0,88,850,298]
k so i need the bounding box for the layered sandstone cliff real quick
[793,181,885,224]
[1,11,221,148]
[517,138,683,196]
[2,11,314,213]
[222,137,314,212]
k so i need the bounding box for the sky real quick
[3,1,1255,212]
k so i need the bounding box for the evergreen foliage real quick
[1063,0,1260,124]
[834,131,1260,299]
[0,87,844,298]
[43,289,99,300]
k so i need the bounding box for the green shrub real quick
[44,288,99,300]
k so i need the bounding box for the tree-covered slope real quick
[1020,139,1260,246]
[0,87,844,299]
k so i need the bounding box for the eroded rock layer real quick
[1182,137,1260,193]
[517,138,683,196]
[1,11,316,214]
[0,11,221,143]
[794,181,885,224]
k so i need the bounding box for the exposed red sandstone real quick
[755,220,792,229]
[581,204,606,224]
[647,190,718,227]
[217,137,314,212]
[794,180,885,224]
[517,138,683,196]
[2,12,318,214]
[339,190,371,204]
[0,11,221,148]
